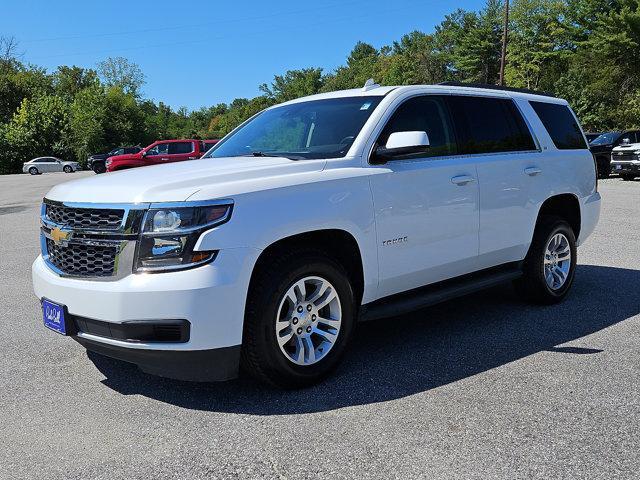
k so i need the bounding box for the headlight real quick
[105,159,112,167]
[135,202,233,273]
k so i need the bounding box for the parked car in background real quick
[589,130,640,178]
[585,132,603,143]
[23,157,81,175]
[88,146,142,174]
[33,83,600,387]
[105,139,214,172]
[610,142,640,180]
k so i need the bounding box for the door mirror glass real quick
[622,137,631,145]
[372,131,430,164]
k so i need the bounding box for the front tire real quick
[515,216,577,304]
[242,249,356,388]
[93,163,106,174]
[63,165,73,173]
[621,174,636,181]
[28,167,38,175]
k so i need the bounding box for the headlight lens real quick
[135,203,232,273]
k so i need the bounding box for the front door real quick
[369,95,480,298]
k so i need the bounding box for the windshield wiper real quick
[250,151,305,160]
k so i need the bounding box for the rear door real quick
[447,95,540,268]
[368,94,480,298]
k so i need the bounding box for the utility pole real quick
[498,0,510,86]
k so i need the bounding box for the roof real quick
[276,83,564,107]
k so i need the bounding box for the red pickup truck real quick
[106,139,219,172]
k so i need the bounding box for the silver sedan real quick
[23,157,81,175]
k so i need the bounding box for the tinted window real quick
[377,95,457,158]
[448,96,536,154]
[529,101,587,150]
[168,142,194,154]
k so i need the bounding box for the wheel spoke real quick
[276,319,290,333]
[302,337,315,363]
[277,330,293,347]
[314,288,337,310]
[308,280,330,304]
[316,316,340,329]
[313,327,338,345]
[293,279,307,303]
[294,336,305,363]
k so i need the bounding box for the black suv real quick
[88,146,142,174]
[589,130,640,178]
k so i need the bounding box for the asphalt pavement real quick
[0,171,638,479]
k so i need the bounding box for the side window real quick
[146,143,169,156]
[448,96,536,154]
[529,101,587,150]
[168,142,194,154]
[377,95,457,158]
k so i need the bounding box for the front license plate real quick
[616,164,622,170]
[42,299,67,335]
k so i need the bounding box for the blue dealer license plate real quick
[42,299,67,335]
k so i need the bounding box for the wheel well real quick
[537,194,581,239]
[251,230,365,304]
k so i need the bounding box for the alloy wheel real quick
[275,276,342,366]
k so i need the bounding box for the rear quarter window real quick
[529,101,587,150]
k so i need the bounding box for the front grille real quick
[613,153,638,162]
[45,204,124,230]
[46,239,118,277]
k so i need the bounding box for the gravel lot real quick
[0,171,638,479]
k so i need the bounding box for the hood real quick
[612,142,640,153]
[45,156,327,203]
[108,152,142,162]
[589,143,614,153]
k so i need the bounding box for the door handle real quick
[451,175,476,185]
[160,157,169,161]
[524,167,542,176]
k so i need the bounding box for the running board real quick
[359,263,523,322]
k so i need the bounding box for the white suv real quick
[33,83,601,388]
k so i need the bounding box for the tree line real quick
[1,0,639,174]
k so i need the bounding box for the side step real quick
[359,263,523,322]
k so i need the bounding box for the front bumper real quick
[74,336,241,381]
[32,247,260,381]
[611,160,640,175]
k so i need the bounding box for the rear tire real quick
[28,167,38,175]
[515,216,577,305]
[242,249,356,388]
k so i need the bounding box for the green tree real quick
[260,68,325,102]
[97,57,145,96]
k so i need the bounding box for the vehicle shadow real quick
[89,264,640,414]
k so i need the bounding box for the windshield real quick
[205,96,383,160]
[590,132,621,145]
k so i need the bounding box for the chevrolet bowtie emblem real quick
[50,227,72,246]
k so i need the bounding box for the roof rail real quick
[437,81,556,98]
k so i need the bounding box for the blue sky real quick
[2,0,484,110]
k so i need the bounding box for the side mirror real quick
[622,137,631,145]
[371,131,430,164]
